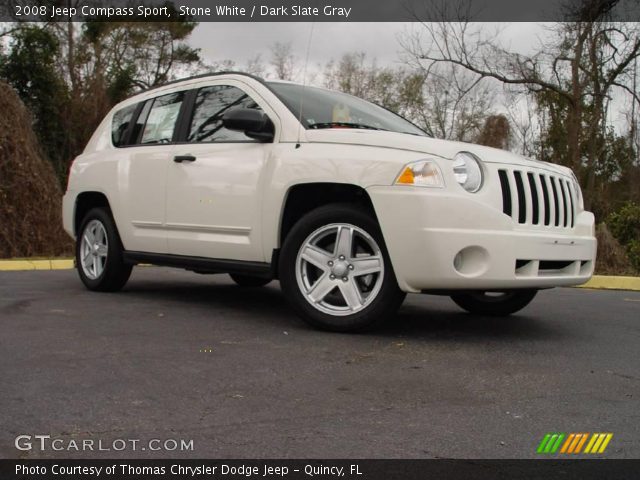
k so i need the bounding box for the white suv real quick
[63,72,596,331]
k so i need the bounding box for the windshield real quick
[267,82,426,136]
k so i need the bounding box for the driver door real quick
[164,82,276,262]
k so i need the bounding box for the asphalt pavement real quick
[1,268,638,459]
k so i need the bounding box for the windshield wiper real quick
[309,122,385,131]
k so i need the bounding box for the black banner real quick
[2,460,640,480]
[2,0,640,22]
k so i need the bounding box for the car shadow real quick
[380,303,562,342]
[117,273,565,343]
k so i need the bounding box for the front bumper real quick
[367,186,596,293]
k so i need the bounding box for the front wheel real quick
[450,290,538,316]
[279,204,406,332]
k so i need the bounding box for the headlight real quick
[395,159,444,188]
[453,152,483,193]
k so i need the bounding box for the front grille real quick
[498,168,576,228]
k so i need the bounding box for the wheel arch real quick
[74,191,112,237]
[278,182,378,247]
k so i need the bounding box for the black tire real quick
[450,290,538,316]
[279,204,406,332]
[76,207,132,292]
[229,273,272,287]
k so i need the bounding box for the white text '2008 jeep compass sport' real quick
[63,72,597,331]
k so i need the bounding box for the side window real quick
[140,92,185,144]
[111,103,137,147]
[188,85,264,143]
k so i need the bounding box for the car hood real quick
[305,129,572,176]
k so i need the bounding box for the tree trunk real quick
[66,18,76,91]
[567,25,585,176]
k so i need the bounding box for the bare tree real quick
[0,23,23,39]
[270,41,296,80]
[324,52,495,141]
[402,0,640,208]
[245,54,265,76]
[324,52,425,126]
[417,63,496,141]
[504,89,541,157]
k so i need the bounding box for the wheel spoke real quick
[83,233,94,247]
[82,252,93,268]
[339,279,363,310]
[307,275,335,303]
[300,245,332,271]
[334,225,353,258]
[95,225,105,244]
[92,256,99,276]
[351,255,382,276]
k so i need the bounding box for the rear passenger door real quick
[116,91,185,253]
[165,82,277,261]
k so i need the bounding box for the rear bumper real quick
[367,186,596,293]
[62,191,76,239]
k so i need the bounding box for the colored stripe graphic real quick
[550,433,565,453]
[568,433,582,453]
[598,434,613,453]
[584,433,614,454]
[537,433,565,454]
[544,434,559,453]
[539,433,613,454]
[574,433,589,453]
[584,434,599,453]
[560,434,575,453]
[537,434,552,453]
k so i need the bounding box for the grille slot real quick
[565,179,575,227]
[559,179,569,227]
[550,177,560,226]
[540,175,551,225]
[527,172,540,224]
[513,171,527,224]
[498,170,512,217]
[498,168,576,229]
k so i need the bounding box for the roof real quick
[141,71,269,94]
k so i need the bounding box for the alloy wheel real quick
[295,223,384,316]
[79,219,108,280]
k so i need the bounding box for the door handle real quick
[174,154,196,163]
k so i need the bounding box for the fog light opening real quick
[453,246,489,277]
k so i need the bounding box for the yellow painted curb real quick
[577,275,640,292]
[0,259,153,271]
[0,259,74,271]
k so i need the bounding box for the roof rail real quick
[141,71,267,94]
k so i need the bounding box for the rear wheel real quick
[450,290,538,316]
[229,274,271,287]
[76,207,132,292]
[279,204,405,332]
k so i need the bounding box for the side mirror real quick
[222,108,274,142]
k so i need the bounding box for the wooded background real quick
[0,0,638,273]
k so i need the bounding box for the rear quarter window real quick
[111,104,137,147]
